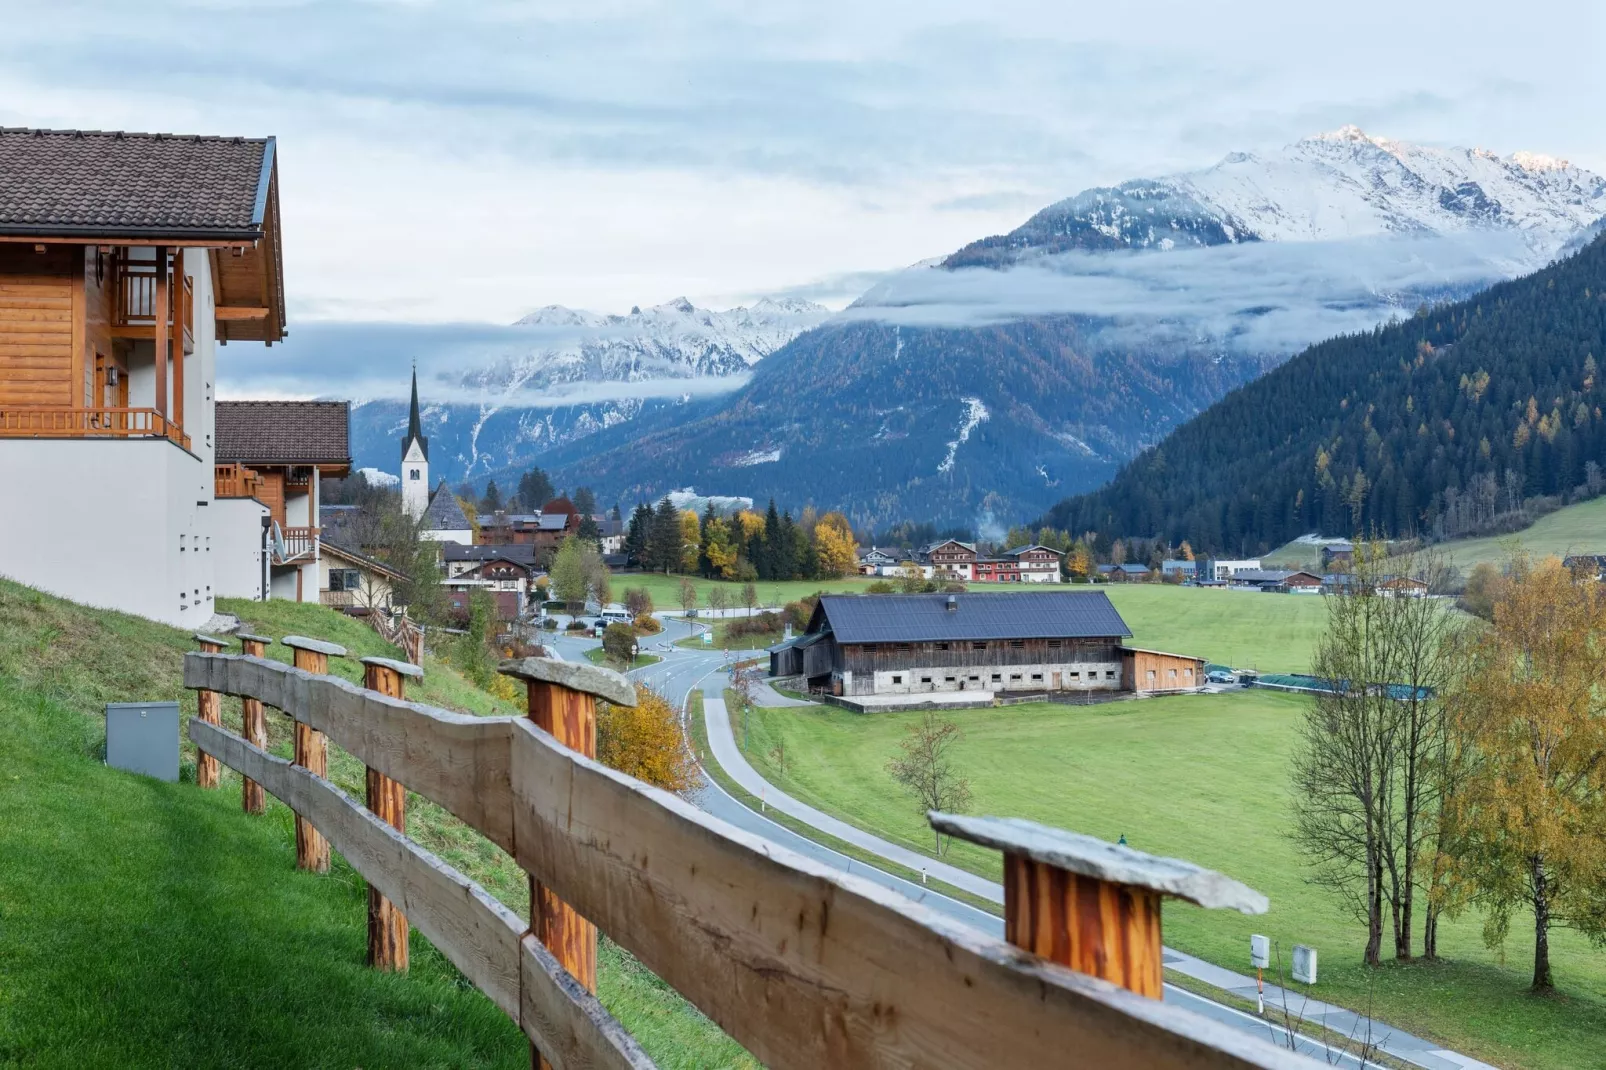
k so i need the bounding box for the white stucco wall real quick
[214,497,270,600]
[422,528,473,545]
[862,661,1122,696]
[0,438,215,628]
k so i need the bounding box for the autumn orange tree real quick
[1442,554,1606,991]
[813,511,858,578]
[596,685,697,796]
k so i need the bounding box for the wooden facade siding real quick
[1118,648,1204,693]
[837,637,1118,676]
[0,247,76,408]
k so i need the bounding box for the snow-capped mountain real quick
[544,129,1606,529]
[485,296,831,390]
[948,126,1605,268]
[349,296,829,485]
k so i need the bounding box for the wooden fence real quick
[182,644,1313,1069]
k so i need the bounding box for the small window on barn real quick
[921,677,932,685]
[1047,639,1062,648]
[972,641,986,650]
[1169,669,1177,678]
[862,643,877,653]
[936,642,950,650]
[1069,670,1081,679]
[1184,667,1193,676]
[991,673,1001,682]
[1009,640,1025,649]
[945,676,955,683]
[1031,673,1043,682]
[891,675,902,685]
[969,675,980,682]
[1010,673,1022,681]
[1105,671,1116,680]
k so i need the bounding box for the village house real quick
[318,539,407,613]
[1097,563,1153,582]
[857,546,900,575]
[0,127,286,627]
[920,538,977,580]
[443,555,536,620]
[1319,540,1355,571]
[443,541,541,577]
[214,400,350,602]
[770,591,1202,700]
[1000,544,1064,583]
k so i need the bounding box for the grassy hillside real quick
[1424,495,1606,576]
[0,580,753,1069]
[742,692,1606,1069]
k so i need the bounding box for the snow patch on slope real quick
[938,398,989,474]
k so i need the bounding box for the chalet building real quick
[971,557,1021,583]
[478,512,543,543]
[996,544,1064,583]
[444,556,535,620]
[1319,541,1355,571]
[857,546,900,575]
[443,541,541,577]
[1097,563,1153,582]
[771,591,1202,699]
[920,539,977,581]
[319,540,407,613]
[1229,568,1322,593]
[214,400,350,602]
[0,127,285,627]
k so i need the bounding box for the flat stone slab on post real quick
[193,633,230,648]
[498,657,636,707]
[360,656,424,680]
[282,635,349,659]
[930,813,1268,914]
[236,633,273,647]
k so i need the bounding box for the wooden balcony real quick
[274,525,319,564]
[113,259,194,354]
[215,463,266,500]
[0,406,190,449]
[319,589,355,608]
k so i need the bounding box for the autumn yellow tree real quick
[702,515,739,578]
[814,511,858,578]
[1442,554,1606,991]
[596,684,697,795]
[1066,543,1092,582]
[679,510,701,573]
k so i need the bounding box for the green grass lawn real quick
[583,646,663,670]
[0,579,753,1069]
[739,691,1606,1069]
[621,574,1325,672]
[672,617,784,652]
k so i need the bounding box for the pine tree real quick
[648,496,682,573]
[625,503,652,563]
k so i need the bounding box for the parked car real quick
[1206,670,1237,685]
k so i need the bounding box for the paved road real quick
[544,620,1472,1069]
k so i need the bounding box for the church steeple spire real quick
[400,363,431,520]
[402,361,428,462]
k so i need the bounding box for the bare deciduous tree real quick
[886,712,973,855]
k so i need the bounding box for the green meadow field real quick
[741,691,1606,1069]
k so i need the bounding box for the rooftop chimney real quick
[946,595,958,612]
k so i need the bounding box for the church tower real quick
[400,364,430,520]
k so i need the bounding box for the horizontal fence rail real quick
[183,652,1312,1070]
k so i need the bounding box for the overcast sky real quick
[4,0,1601,324]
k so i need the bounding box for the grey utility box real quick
[105,701,181,782]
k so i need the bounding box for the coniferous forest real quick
[1043,233,1606,555]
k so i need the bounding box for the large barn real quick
[770,591,1202,699]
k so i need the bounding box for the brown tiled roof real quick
[0,127,273,240]
[215,401,350,466]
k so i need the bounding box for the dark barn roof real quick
[215,401,350,466]
[811,592,1132,645]
[0,127,273,241]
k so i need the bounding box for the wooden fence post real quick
[193,634,228,789]
[930,814,1267,1000]
[499,657,637,1070]
[282,635,347,874]
[237,633,273,815]
[360,655,423,972]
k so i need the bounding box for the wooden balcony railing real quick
[215,463,266,500]
[114,259,194,354]
[0,407,190,449]
[275,526,320,563]
[182,651,1302,1070]
[319,589,355,608]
